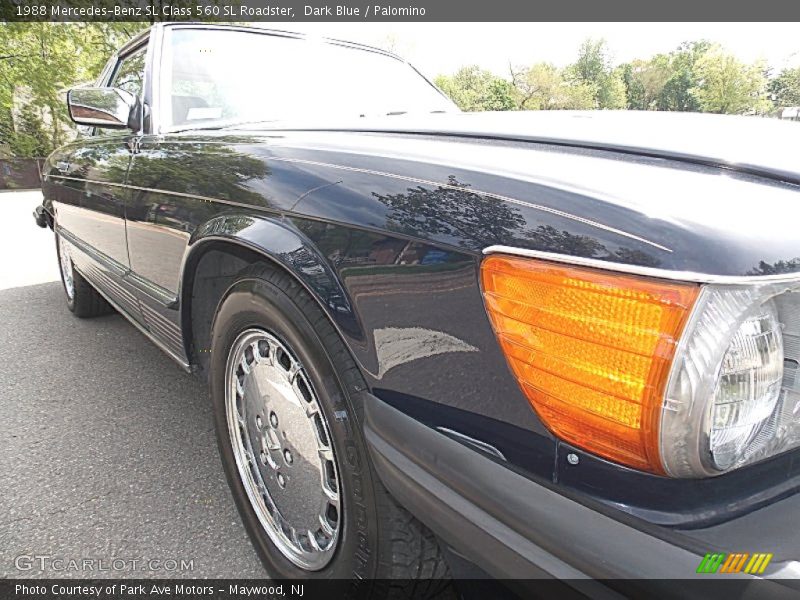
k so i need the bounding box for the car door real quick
[124,26,290,306]
[51,43,148,321]
[124,26,219,304]
[123,26,274,362]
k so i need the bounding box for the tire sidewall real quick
[210,275,380,583]
[54,232,77,313]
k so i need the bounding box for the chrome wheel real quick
[225,329,341,570]
[58,235,74,300]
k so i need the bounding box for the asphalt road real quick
[0,191,265,578]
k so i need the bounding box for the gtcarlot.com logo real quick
[696,552,773,574]
[14,554,194,573]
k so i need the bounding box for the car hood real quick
[242,110,800,185]
[193,113,800,277]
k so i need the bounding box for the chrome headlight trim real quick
[661,281,800,478]
[481,246,800,285]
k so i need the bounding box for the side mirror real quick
[67,87,140,130]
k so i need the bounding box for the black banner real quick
[4,580,502,600]
[1,0,799,22]
[4,579,800,600]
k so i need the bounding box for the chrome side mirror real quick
[67,87,140,130]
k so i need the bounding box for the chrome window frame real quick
[91,26,156,138]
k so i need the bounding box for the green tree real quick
[509,62,590,110]
[656,41,711,111]
[558,83,597,109]
[0,23,147,158]
[565,39,626,109]
[619,58,671,110]
[10,104,50,157]
[509,62,598,110]
[510,63,562,110]
[692,46,770,114]
[768,66,800,107]
[486,78,517,111]
[435,66,516,112]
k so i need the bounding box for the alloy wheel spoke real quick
[287,361,302,383]
[251,342,262,363]
[318,514,335,537]
[305,400,320,418]
[322,484,339,504]
[307,529,322,552]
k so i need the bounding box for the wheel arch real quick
[178,213,364,376]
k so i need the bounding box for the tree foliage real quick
[437,37,793,119]
[506,40,629,112]
[691,46,770,114]
[510,62,594,110]
[0,22,147,158]
[564,38,626,109]
[434,66,516,112]
[768,66,800,107]
[652,41,711,111]
[619,58,671,110]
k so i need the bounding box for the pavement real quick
[0,191,265,578]
[0,190,60,290]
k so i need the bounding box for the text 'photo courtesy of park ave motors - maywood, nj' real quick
[14,584,305,597]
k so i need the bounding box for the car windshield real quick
[161,28,458,129]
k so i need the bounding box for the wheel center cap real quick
[243,361,324,529]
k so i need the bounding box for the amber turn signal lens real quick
[481,255,699,473]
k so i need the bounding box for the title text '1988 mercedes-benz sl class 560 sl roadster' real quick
[33,21,800,598]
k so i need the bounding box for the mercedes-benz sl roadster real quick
[35,22,800,596]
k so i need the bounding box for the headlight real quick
[481,253,800,478]
[709,301,783,470]
[662,284,800,477]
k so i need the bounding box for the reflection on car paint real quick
[373,327,478,378]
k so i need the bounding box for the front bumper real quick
[363,394,800,597]
[33,204,51,229]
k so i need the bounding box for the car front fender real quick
[180,212,363,358]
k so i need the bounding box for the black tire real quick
[209,263,453,597]
[55,232,112,318]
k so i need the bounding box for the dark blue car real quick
[35,22,800,596]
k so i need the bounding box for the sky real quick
[260,22,800,79]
